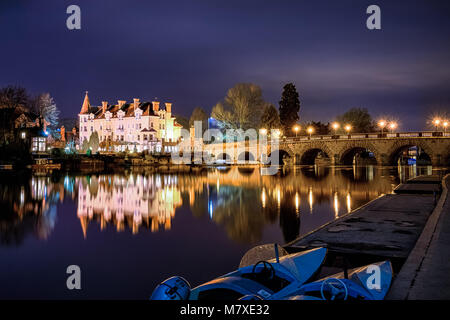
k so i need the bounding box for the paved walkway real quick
[406,175,450,299]
[388,175,450,299]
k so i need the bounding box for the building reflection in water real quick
[77,174,182,236]
[0,164,444,246]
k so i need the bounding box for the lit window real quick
[21,132,26,139]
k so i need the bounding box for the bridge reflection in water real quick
[1,164,439,247]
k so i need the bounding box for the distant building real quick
[78,92,183,153]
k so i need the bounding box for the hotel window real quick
[139,123,142,129]
[144,134,147,141]
[91,126,93,132]
[151,122,153,128]
[137,135,140,141]
[84,126,87,132]
[121,135,124,141]
[21,132,26,139]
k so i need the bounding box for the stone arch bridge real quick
[203,132,450,166]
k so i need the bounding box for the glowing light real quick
[277,188,281,208]
[433,118,441,126]
[259,128,267,135]
[389,122,397,132]
[331,122,340,131]
[378,120,386,128]
[307,127,314,136]
[346,193,351,213]
[344,125,352,133]
[293,125,300,133]
[333,192,339,218]
[261,188,266,208]
[295,192,300,215]
[308,187,313,213]
[209,201,213,219]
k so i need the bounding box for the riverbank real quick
[284,173,448,298]
[388,174,450,299]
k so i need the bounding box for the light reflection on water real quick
[0,165,444,298]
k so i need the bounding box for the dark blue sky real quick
[1,0,449,130]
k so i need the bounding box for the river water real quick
[0,165,443,299]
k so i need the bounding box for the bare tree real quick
[211,83,267,130]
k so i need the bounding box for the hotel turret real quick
[78,92,182,153]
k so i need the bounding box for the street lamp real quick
[331,122,339,133]
[433,119,441,131]
[307,126,314,137]
[389,122,397,133]
[293,125,300,137]
[378,120,387,134]
[443,121,448,133]
[344,124,352,134]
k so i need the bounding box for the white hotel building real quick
[78,92,183,153]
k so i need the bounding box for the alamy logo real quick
[66,5,81,30]
[66,265,81,290]
[366,264,381,290]
[366,5,381,30]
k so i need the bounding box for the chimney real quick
[118,100,126,108]
[152,101,160,112]
[133,98,140,110]
[102,101,108,113]
[165,102,172,113]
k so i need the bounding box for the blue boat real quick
[150,246,393,301]
[151,247,327,300]
[288,260,393,300]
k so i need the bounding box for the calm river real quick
[0,165,442,299]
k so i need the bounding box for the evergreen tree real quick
[88,131,100,153]
[279,83,300,136]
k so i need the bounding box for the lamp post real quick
[378,120,386,134]
[331,122,339,134]
[389,122,397,133]
[307,126,314,138]
[443,121,448,133]
[293,125,300,137]
[344,124,352,134]
[433,119,441,132]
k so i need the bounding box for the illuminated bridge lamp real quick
[433,119,441,131]
[307,126,314,137]
[378,120,386,134]
[293,125,300,137]
[331,122,339,132]
[344,124,352,133]
[389,122,397,133]
[443,121,448,133]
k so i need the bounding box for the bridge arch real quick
[337,142,380,166]
[299,148,331,165]
[387,141,434,166]
[237,151,256,164]
[294,142,333,165]
[267,148,294,165]
[215,152,232,164]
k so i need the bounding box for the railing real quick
[204,131,450,146]
[285,131,449,143]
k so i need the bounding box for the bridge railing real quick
[285,131,449,142]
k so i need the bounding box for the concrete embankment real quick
[388,174,450,299]
[284,174,448,298]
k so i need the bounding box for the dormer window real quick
[89,113,94,121]
[105,111,111,121]
[135,109,142,120]
[118,110,125,120]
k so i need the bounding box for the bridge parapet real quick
[202,132,450,166]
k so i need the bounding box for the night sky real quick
[1,0,449,130]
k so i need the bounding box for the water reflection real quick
[0,165,444,246]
